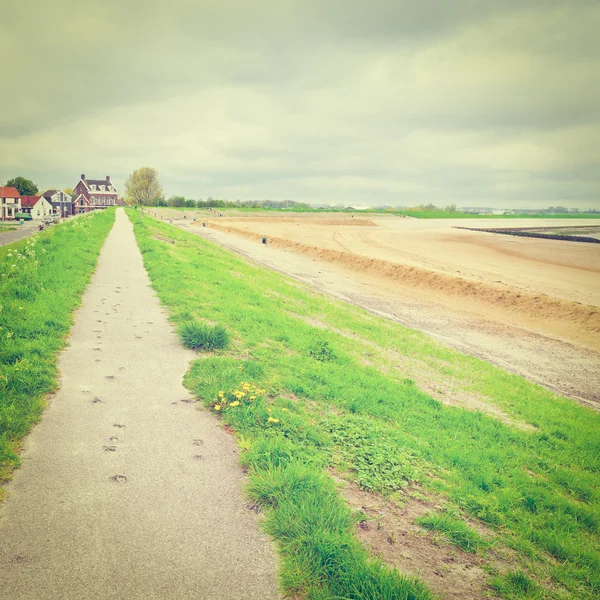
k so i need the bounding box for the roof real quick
[21,195,41,207]
[0,186,21,198]
[41,189,58,200]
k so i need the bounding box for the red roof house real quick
[0,187,22,220]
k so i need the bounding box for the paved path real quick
[0,209,279,599]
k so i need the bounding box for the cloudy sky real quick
[1,0,599,208]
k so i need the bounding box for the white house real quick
[41,189,74,217]
[30,196,54,220]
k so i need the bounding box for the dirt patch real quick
[337,478,498,600]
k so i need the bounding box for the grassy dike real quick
[0,210,115,495]
[128,210,599,600]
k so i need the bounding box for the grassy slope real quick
[128,209,599,600]
[0,210,115,493]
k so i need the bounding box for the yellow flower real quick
[249,395,256,400]
[218,391,224,397]
[267,417,279,423]
[230,401,240,407]
[214,405,221,411]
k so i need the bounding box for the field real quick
[0,210,115,494]
[129,209,599,600]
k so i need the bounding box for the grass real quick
[127,208,600,599]
[417,510,489,553]
[0,209,115,494]
[178,320,230,350]
[394,211,600,219]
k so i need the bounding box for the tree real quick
[6,176,38,196]
[63,187,73,197]
[124,167,163,206]
[167,195,185,207]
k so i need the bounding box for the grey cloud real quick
[1,0,599,207]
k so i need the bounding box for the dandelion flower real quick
[249,395,255,400]
[214,405,221,411]
[230,401,240,407]
[267,417,279,423]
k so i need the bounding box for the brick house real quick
[0,186,22,220]
[41,189,74,217]
[73,174,118,213]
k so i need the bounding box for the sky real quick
[1,0,599,208]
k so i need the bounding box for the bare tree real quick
[124,167,163,206]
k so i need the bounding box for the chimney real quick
[106,175,110,182]
[81,174,85,180]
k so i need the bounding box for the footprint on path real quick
[93,347,102,352]
[135,335,142,339]
[92,397,103,404]
[108,436,119,442]
[113,423,126,428]
[118,367,125,371]
[193,439,204,446]
[109,474,127,484]
[105,375,115,380]
[192,455,204,461]
[103,445,117,452]
[95,359,101,363]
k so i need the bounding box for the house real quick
[72,193,91,214]
[0,186,22,220]
[73,174,118,212]
[28,196,54,220]
[21,196,41,215]
[41,189,74,217]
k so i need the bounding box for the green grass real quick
[178,320,230,350]
[0,210,115,493]
[394,211,600,219]
[417,510,489,553]
[127,209,600,599]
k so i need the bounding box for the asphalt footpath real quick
[0,208,279,599]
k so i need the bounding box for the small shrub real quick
[178,320,230,351]
[308,340,336,362]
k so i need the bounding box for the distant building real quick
[21,195,41,215]
[0,186,21,220]
[41,189,74,217]
[73,174,118,213]
[29,196,54,219]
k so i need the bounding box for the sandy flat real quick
[0,209,279,600]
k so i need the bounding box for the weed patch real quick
[178,320,230,351]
